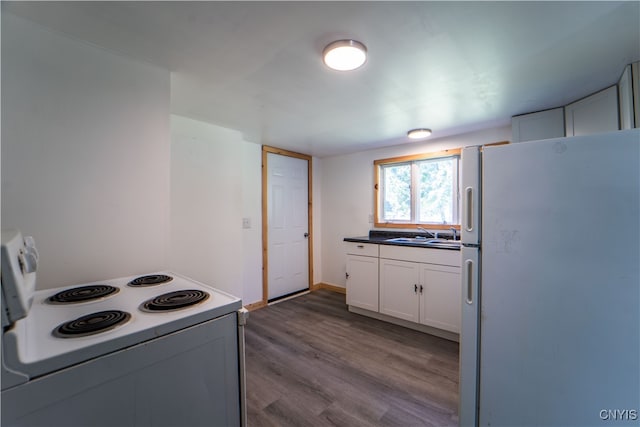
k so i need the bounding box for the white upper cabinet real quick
[511,108,565,143]
[513,62,638,140]
[565,85,619,137]
[618,64,635,130]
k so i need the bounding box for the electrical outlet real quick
[242,218,251,229]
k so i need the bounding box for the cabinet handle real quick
[414,284,418,293]
[419,285,423,293]
[357,245,364,248]
[346,272,350,279]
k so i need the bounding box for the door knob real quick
[304,232,309,238]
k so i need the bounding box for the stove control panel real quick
[21,236,39,274]
[1,230,38,327]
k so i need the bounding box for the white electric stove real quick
[1,230,247,427]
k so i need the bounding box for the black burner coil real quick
[48,285,119,304]
[141,289,210,312]
[53,310,131,338]
[127,274,173,287]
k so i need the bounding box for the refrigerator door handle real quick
[464,259,474,305]
[237,308,249,427]
[465,187,474,232]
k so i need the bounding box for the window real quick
[374,149,461,228]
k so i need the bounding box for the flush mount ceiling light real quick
[407,128,433,139]
[323,39,367,71]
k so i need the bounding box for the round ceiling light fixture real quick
[323,39,367,71]
[407,128,433,139]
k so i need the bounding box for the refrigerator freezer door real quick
[461,146,481,245]
[479,130,640,426]
[459,245,480,427]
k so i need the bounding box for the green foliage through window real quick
[382,163,411,221]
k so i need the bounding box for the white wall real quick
[170,115,263,305]
[1,13,171,289]
[0,11,507,302]
[242,142,264,305]
[319,126,511,288]
[170,116,321,304]
[1,13,281,304]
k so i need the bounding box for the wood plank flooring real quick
[244,290,459,426]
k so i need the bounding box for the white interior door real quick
[267,152,309,301]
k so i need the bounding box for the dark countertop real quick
[344,230,461,251]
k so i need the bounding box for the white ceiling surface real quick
[4,1,639,157]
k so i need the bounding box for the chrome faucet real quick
[450,227,458,241]
[417,227,438,238]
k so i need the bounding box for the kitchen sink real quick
[385,237,429,243]
[426,238,461,245]
[385,237,461,247]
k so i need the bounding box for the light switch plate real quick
[242,218,251,229]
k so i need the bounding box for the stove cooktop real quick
[3,271,242,379]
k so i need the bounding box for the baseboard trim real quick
[349,305,460,343]
[311,282,346,294]
[244,300,267,311]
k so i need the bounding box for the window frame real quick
[374,149,462,230]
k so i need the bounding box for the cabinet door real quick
[618,64,634,130]
[346,255,379,312]
[511,108,565,143]
[419,264,461,333]
[565,86,619,136]
[379,259,420,322]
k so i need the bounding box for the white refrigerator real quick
[459,129,640,426]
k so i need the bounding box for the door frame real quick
[261,145,313,305]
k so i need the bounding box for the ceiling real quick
[3,1,639,157]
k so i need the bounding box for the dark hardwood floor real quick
[244,290,459,427]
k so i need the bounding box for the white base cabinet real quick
[345,242,379,312]
[379,259,420,322]
[345,241,461,336]
[379,245,461,334]
[420,264,461,333]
